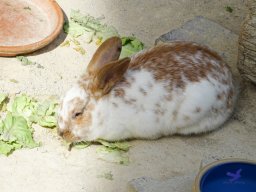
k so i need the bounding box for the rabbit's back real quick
[95,42,236,140]
[129,41,232,90]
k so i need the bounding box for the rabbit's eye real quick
[72,112,83,119]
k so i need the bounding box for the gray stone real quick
[128,175,195,192]
[155,16,239,73]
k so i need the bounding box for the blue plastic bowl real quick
[194,159,256,192]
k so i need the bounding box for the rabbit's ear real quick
[87,36,122,75]
[89,57,130,96]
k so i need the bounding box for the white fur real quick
[83,69,234,141]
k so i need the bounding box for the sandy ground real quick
[0,0,255,192]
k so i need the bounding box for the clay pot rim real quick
[0,0,64,57]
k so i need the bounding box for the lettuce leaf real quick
[95,140,131,165]
[72,141,91,149]
[64,10,144,60]
[7,94,37,122]
[7,95,58,128]
[0,94,59,155]
[16,56,36,65]
[95,26,119,42]
[0,113,38,156]
[0,141,21,156]
[70,10,105,32]
[97,139,131,152]
[120,36,144,58]
[63,21,89,38]
[64,10,120,43]
[96,146,129,165]
[30,100,58,128]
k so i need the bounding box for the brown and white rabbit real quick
[57,37,236,142]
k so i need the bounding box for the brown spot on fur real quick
[217,93,224,100]
[222,79,228,85]
[139,87,147,96]
[154,103,166,115]
[130,98,137,103]
[86,103,95,110]
[140,105,145,111]
[62,130,79,142]
[226,89,234,109]
[112,102,118,107]
[148,82,153,88]
[76,111,92,128]
[68,98,86,116]
[172,110,178,121]
[114,88,125,97]
[212,107,219,113]
[119,78,132,88]
[124,98,137,105]
[184,115,190,121]
[154,109,164,115]
[155,103,161,108]
[165,94,172,101]
[195,107,201,113]
[69,98,93,132]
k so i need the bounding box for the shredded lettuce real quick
[7,95,58,128]
[63,21,89,38]
[0,141,21,156]
[64,10,119,43]
[96,146,130,165]
[0,113,39,155]
[97,139,131,152]
[30,100,58,128]
[0,94,58,155]
[95,140,131,165]
[72,141,91,149]
[120,36,144,58]
[63,10,144,58]
[16,56,36,65]
[7,94,37,122]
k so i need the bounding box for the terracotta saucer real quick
[0,0,64,56]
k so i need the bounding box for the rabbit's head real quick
[57,37,130,142]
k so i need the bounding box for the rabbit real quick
[57,36,237,142]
